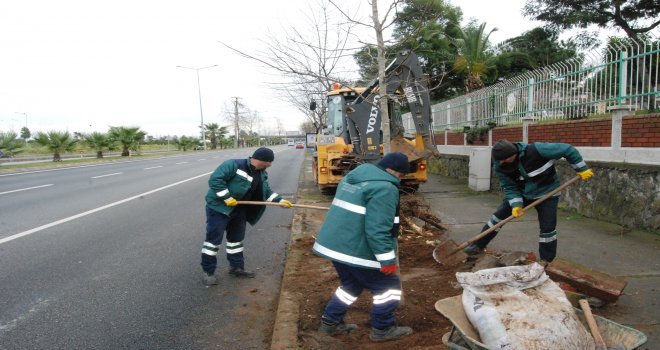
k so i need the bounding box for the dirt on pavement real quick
[283,192,465,350]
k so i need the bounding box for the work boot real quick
[463,244,483,256]
[228,267,255,278]
[318,317,358,335]
[202,272,218,286]
[369,325,413,342]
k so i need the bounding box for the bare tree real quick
[330,0,404,154]
[220,0,360,132]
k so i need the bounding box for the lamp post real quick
[176,64,218,150]
[14,112,28,141]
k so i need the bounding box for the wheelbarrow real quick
[434,295,647,350]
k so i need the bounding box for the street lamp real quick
[176,64,218,150]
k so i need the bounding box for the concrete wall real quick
[427,156,660,234]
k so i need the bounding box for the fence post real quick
[527,78,535,117]
[521,116,538,143]
[607,104,636,151]
[618,51,628,105]
[446,103,451,129]
[466,98,472,125]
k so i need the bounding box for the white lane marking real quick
[144,166,163,170]
[175,162,188,165]
[91,172,122,179]
[0,172,212,246]
[0,184,54,196]
[198,159,206,161]
[0,298,50,333]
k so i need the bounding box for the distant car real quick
[295,142,304,149]
[287,140,295,146]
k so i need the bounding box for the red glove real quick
[380,264,398,275]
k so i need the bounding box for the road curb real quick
[270,210,305,349]
[270,151,314,349]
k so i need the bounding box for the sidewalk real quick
[419,173,659,348]
[270,158,658,349]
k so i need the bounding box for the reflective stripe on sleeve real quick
[267,193,278,202]
[571,160,587,169]
[373,289,402,305]
[216,189,229,197]
[527,160,554,177]
[331,198,366,215]
[508,197,523,207]
[394,216,400,224]
[375,250,396,261]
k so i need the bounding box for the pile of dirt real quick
[286,193,468,350]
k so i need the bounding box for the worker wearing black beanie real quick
[252,147,275,162]
[201,147,291,285]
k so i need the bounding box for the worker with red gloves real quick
[464,140,595,265]
[201,147,292,286]
[312,152,413,342]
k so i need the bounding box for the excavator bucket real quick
[390,136,434,163]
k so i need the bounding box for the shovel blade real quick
[432,240,468,266]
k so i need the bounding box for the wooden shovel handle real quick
[237,200,329,211]
[449,175,582,256]
[579,299,607,349]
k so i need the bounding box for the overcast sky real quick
[0,0,617,138]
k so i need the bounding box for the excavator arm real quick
[345,50,438,163]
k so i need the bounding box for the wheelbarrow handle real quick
[451,175,581,254]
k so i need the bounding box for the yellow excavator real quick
[311,50,439,193]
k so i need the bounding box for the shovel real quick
[579,299,625,350]
[433,175,581,265]
[237,200,329,210]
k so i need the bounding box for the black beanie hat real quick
[492,140,517,161]
[378,152,411,174]
[252,147,275,162]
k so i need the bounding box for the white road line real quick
[0,172,212,246]
[198,159,206,161]
[0,184,54,196]
[91,172,123,179]
[144,166,163,170]
[175,162,188,165]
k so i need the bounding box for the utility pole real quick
[176,64,218,150]
[232,97,241,148]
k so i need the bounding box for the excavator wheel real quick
[400,183,419,194]
[319,186,336,196]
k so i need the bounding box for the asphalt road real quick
[0,146,304,349]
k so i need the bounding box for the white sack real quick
[457,263,595,350]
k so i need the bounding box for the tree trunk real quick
[372,0,390,157]
[122,146,129,157]
[96,151,103,158]
[53,152,61,162]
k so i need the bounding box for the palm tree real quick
[34,131,78,162]
[85,132,116,158]
[205,123,220,149]
[175,136,198,151]
[0,131,24,157]
[452,22,498,92]
[108,126,146,156]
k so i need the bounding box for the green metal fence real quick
[403,32,659,132]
